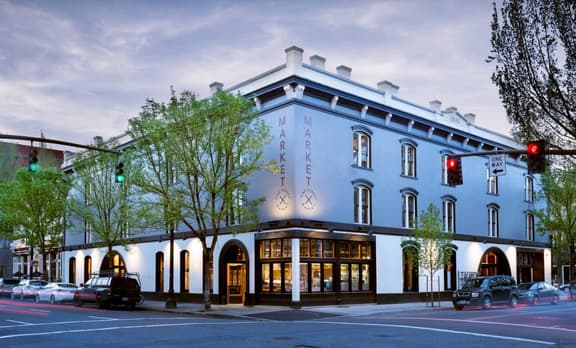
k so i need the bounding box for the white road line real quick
[88,316,118,320]
[5,320,31,325]
[0,321,256,340]
[317,321,555,345]
[391,316,576,333]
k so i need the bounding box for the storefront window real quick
[324,263,333,292]
[362,264,370,290]
[340,264,349,291]
[311,263,322,292]
[271,240,282,258]
[310,240,322,257]
[282,239,292,258]
[261,264,270,292]
[260,240,271,259]
[339,241,350,258]
[272,263,282,292]
[300,263,308,291]
[323,240,334,258]
[351,264,360,291]
[300,240,310,257]
[361,243,371,259]
[351,242,361,259]
[284,263,292,291]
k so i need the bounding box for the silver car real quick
[35,282,78,304]
[11,279,48,300]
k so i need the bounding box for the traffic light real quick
[527,140,546,174]
[28,149,39,172]
[446,156,463,186]
[115,162,125,183]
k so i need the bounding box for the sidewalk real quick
[139,300,454,320]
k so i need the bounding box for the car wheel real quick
[482,296,492,310]
[126,301,136,310]
[552,295,559,305]
[510,295,518,308]
[50,295,55,304]
[453,304,464,311]
[35,295,40,303]
[96,295,105,309]
[532,295,539,305]
[73,296,82,307]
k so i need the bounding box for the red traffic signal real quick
[527,140,546,174]
[446,156,463,186]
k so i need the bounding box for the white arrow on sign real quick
[489,154,507,176]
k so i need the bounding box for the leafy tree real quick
[0,168,71,280]
[534,166,576,284]
[127,95,183,309]
[67,147,137,273]
[489,0,576,149]
[154,89,272,310]
[409,203,454,306]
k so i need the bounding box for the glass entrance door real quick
[227,263,245,304]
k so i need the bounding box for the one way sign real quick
[489,154,507,176]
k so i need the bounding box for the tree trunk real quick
[165,226,176,309]
[429,273,434,307]
[202,247,212,311]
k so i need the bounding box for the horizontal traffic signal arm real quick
[448,149,576,159]
[0,134,121,155]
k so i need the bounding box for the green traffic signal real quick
[115,162,125,183]
[28,149,39,172]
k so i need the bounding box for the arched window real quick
[84,256,92,283]
[488,204,499,238]
[442,197,456,233]
[401,190,418,228]
[155,252,164,292]
[68,257,76,284]
[444,250,457,290]
[402,241,419,292]
[180,250,190,292]
[354,184,372,224]
[401,142,417,177]
[487,169,498,194]
[353,131,371,168]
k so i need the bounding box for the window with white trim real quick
[525,176,534,202]
[487,169,498,194]
[442,198,456,233]
[488,204,499,237]
[526,213,535,241]
[353,131,371,168]
[401,143,417,177]
[354,185,371,224]
[402,191,417,228]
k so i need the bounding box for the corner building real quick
[62,46,550,306]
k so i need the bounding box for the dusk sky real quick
[0,0,510,150]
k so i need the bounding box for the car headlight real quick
[471,292,479,298]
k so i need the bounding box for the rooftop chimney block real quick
[429,100,442,112]
[285,46,304,68]
[310,55,326,69]
[377,80,400,96]
[336,65,352,79]
[210,82,223,95]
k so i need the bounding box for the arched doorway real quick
[478,247,511,276]
[218,240,249,305]
[100,251,127,275]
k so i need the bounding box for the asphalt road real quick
[1,298,576,347]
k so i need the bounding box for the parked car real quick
[0,278,20,298]
[11,279,48,300]
[73,272,142,309]
[517,281,560,305]
[35,282,78,304]
[452,275,519,310]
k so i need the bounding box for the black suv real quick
[74,272,143,309]
[452,275,519,310]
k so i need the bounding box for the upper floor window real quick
[441,154,451,185]
[488,204,499,238]
[354,184,372,224]
[487,169,498,195]
[525,176,534,202]
[353,131,371,168]
[526,213,535,241]
[401,143,417,177]
[401,190,418,228]
[442,197,456,233]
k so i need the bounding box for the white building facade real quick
[61,46,550,306]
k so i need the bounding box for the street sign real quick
[489,154,506,176]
